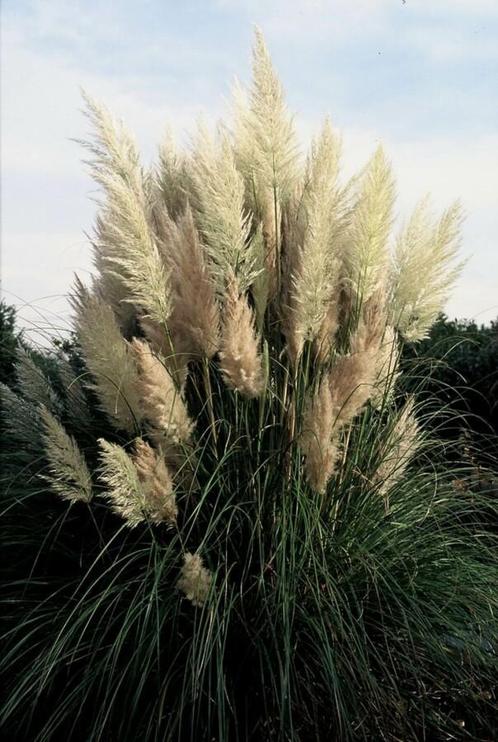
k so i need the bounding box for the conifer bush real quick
[1,30,497,741]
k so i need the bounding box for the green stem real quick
[202,357,218,455]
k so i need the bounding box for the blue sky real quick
[2,0,498,344]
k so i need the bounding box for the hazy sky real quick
[2,0,498,345]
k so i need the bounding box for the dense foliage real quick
[404,314,498,452]
[0,300,19,385]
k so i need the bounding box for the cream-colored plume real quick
[40,407,93,504]
[284,120,343,362]
[91,216,137,332]
[82,94,171,328]
[72,284,142,433]
[219,275,265,398]
[373,397,419,507]
[345,146,395,302]
[138,316,188,388]
[191,126,259,293]
[177,552,212,607]
[234,28,299,201]
[98,437,176,527]
[233,29,300,301]
[389,199,464,341]
[131,339,193,445]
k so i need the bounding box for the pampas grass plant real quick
[1,29,496,742]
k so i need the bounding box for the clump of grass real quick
[1,29,496,742]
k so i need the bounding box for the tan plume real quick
[177,552,212,607]
[300,379,341,494]
[219,275,265,398]
[163,206,220,361]
[301,296,386,492]
[131,338,193,445]
[98,437,176,527]
[132,439,177,525]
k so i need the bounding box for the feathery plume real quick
[98,439,143,526]
[177,552,212,607]
[98,438,176,527]
[156,130,192,219]
[139,317,189,388]
[389,199,464,341]
[284,120,343,362]
[233,29,300,299]
[350,287,387,354]
[301,298,385,491]
[371,326,400,409]
[345,146,395,302]
[82,93,171,328]
[300,379,341,494]
[0,382,43,451]
[327,352,376,427]
[328,292,386,423]
[163,207,220,360]
[72,284,142,433]
[373,398,419,507]
[314,298,342,365]
[131,339,193,445]
[259,187,281,300]
[219,275,265,398]
[132,439,177,525]
[15,348,60,413]
[91,215,137,332]
[191,126,259,293]
[250,224,271,330]
[234,27,299,200]
[301,352,375,492]
[40,406,93,504]
[280,191,306,361]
